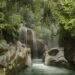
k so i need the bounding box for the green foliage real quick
[0,0,23,41]
[0,12,5,23]
[0,0,6,8]
[0,0,75,43]
[35,25,51,39]
[47,0,75,37]
[9,14,22,25]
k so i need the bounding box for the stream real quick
[18,59,75,75]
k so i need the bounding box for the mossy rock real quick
[0,40,9,55]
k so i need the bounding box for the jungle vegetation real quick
[0,0,75,46]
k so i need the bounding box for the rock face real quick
[44,47,70,68]
[36,39,48,58]
[0,40,32,75]
[64,47,75,70]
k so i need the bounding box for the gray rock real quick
[36,39,48,58]
[44,47,70,68]
[0,41,32,75]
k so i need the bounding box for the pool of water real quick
[18,63,75,75]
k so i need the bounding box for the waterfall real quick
[31,30,38,58]
[19,25,38,59]
[19,26,27,45]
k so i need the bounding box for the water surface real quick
[18,59,75,75]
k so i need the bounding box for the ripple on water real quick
[18,63,75,75]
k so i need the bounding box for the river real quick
[17,59,75,75]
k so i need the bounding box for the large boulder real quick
[44,47,70,68]
[0,40,32,75]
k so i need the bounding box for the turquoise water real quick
[18,63,75,75]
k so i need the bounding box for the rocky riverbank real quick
[0,40,32,75]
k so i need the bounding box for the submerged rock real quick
[44,47,70,68]
[0,40,32,75]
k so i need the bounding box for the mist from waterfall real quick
[48,24,59,48]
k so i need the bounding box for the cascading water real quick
[18,25,75,75]
[31,30,38,58]
[19,25,38,59]
[19,25,27,45]
[18,58,75,75]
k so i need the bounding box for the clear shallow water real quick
[18,63,75,75]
